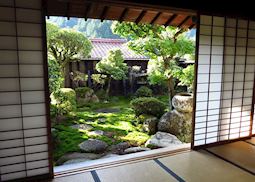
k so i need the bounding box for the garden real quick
[47,20,195,166]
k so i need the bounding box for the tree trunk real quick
[106,76,112,96]
[61,66,66,88]
[163,57,175,110]
[167,77,175,110]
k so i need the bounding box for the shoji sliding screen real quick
[0,0,53,181]
[193,15,255,148]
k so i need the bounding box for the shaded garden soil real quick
[52,96,169,165]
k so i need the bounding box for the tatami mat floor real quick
[50,138,255,182]
[206,140,255,175]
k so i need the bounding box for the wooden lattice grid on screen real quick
[0,0,53,181]
[193,15,255,148]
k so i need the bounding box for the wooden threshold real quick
[54,144,190,178]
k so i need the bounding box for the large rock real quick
[79,139,108,153]
[124,147,151,154]
[75,87,99,104]
[56,152,103,165]
[70,124,93,131]
[145,132,182,148]
[157,110,192,143]
[142,117,158,135]
[172,93,193,113]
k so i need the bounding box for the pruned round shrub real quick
[135,86,153,98]
[51,88,77,116]
[130,97,166,118]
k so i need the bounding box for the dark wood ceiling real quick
[44,0,197,29]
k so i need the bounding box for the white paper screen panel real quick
[0,0,51,181]
[194,15,255,147]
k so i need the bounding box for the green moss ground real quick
[52,96,168,164]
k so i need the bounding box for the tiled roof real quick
[83,38,148,60]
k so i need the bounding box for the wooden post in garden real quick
[88,70,92,88]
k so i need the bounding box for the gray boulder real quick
[157,109,192,143]
[172,93,193,113]
[56,152,103,165]
[145,131,182,148]
[79,139,108,153]
[124,147,151,154]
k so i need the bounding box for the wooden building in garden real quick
[65,38,194,95]
[65,38,149,95]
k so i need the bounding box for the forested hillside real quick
[47,17,121,39]
[47,17,196,39]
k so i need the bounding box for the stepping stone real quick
[70,124,93,131]
[95,108,120,113]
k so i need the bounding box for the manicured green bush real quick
[135,86,153,98]
[51,88,77,116]
[130,97,166,118]
[48,58,63,93]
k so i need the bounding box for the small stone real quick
[89,130,104,136]
[98,118,106,123]
[124,147,151,154]
[104,131,115,138]
[79,139,108,153]
[70,124,93,131]
[145,132,182,149]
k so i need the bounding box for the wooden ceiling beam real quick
[150,12,162,24]
[164,14,177,26]
[100,6,109,22]
[66,2,70,20]
[178,16,191,28]
[78,0,196,16]
[84,3,91,21]
[119,8,129,22]
[189,24,196,29]
[135,10,147,24]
